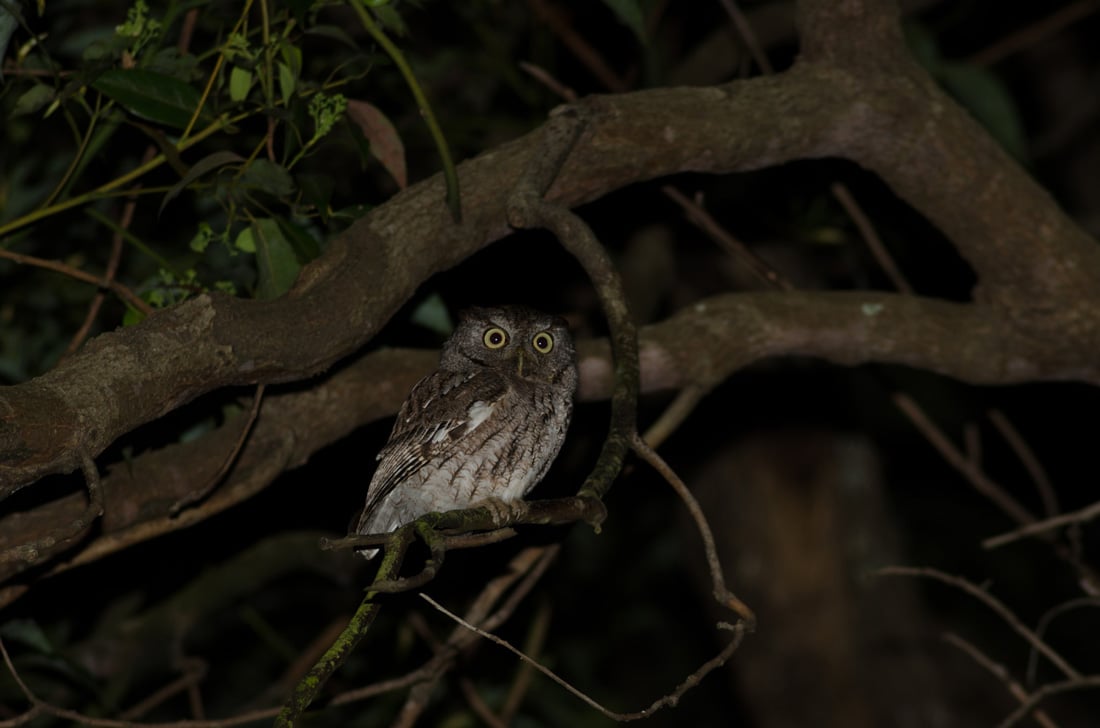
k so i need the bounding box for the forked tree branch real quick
[2,0,1100,612]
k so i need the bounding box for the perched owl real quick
[355,305,577,558]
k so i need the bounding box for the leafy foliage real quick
[0,0,396,350]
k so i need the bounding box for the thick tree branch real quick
[6,31,1097,490]
[1,288,1092,598]
[4,0,1100,612]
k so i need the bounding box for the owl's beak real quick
[514,349,525,376]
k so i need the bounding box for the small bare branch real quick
[718,0,774,74]
[631,431,755,626]
[984,500,1100,550]
[876,566,1080,680]
[831,181,914,294]
[997,676,1100,728]
[987,409,1059,518]
[893,393,1036,526]
[661,185,792,291]
[941,633,1059,728]
[421,592,746,721]
[641,384,708,450]
[172,385,267,514]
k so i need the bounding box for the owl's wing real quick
[356,369,508,532]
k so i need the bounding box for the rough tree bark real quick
[2,0,1098,602]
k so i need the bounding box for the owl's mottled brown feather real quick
[355,306,577,558]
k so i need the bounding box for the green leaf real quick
[234,226,256,253]
[229,65,252,102]
[240,158,295,197]
[296,173,334,222]
[275,218,321,262]
[91,68,206,129]
[189,222,216,252]
[251,218,301,299]
[0,2,21,82]
[12,84,55,116]
[600,0,646,45]
[302,25,361,50]
[410,293,453,336]
[161,150,244,215]
[903,22,942,71]
[0,619,53,654]
[939,62,1027,161]
[277,61,296,106]
[372,5,408,36]
[278,38,302,78]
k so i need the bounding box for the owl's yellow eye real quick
[532,331,554,354]
[483,327,508,349]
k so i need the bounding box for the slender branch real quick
[0,247,152,316]
[941,633,1059,728]
[631,432,755,625]
[719,0,774,74]
[349,2,460,220]
[275,527,412,727]
[831,181,914,294]
[892,393,1036,526]
[969,0,1100,67]
[507,104,639,503]
[1026,597,1100,686]
[172,385,267,514]
[641,384,707,449]
[987,408,1059,517]
[984,500,1100,549]
[525,0,629,92]
[997,676,1100,728]
[661,185,792,290]
[875,566,1080,680]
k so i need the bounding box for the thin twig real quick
[172,385,267,514]
[525,0,629,92]
[987,408,1059,517]
[875,566,1080,680]
[941,632,1059,728]
[500,600,552,723]
[350,2,460,220]
[1,635,276,727]
[506,104,638,504]
[642,385,708,449]
[983,499,1100,550]
[662,185,792,291]
[65,143,152,357]
[997,675,1100,728]
[718,0,774,74]
[1026,597,1100,686]
[831,182,914,294]
[459,678,508,728]
[421,593,745,721]
[119,661,208,720]
[276,527,413,727]
[893,393,1036,526]
[969,0,1100,67]
[0,247,152,316]
[631,432,755,625]
[519,61,578,102]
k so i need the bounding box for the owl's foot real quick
[468,496,523,527]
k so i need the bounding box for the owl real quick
[354,305,577,558]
